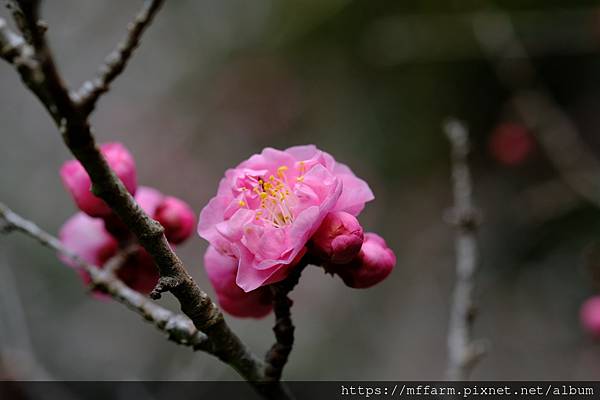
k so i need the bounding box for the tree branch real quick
[264,261,308,382]
[2,1,274,390]
[443,119,486,381]
[0,202,210,352]
[73,0,165,114]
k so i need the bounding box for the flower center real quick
[236,163,307,228]
[251,166,298,228]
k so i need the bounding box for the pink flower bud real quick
[581,296,600,337]
[204,245,272,318]
[155,196,196,244]
[311,211,364,264]
[60,142,137,217]
[336,232,395,289]
[59,212,118,276]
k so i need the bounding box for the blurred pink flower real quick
[204,245,272,318]
[310,211,364,264]
[60,142,137,217]
[581,296,600,337]
[335,232,395,289]
[59,212,118,269]
[198,145,374,293]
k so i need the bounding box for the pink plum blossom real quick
[60,142,137,217]
[155,196,196,244]
[198,145,374,293]
[310,211,364,264]
[335,232,395,289]
[204,245,273,318]
[580,296,600,338]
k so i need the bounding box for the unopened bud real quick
[60,142,137,217]
[336,232,395,289]
[311,211,364,264]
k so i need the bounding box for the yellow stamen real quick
[252,165,298,228]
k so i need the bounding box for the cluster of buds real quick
[310,211,395,289]
[58,142,195,295]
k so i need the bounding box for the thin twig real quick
[0,202,211,352]
[264,261,309,383]
[472,10,600,209]
[3,1,273,388]
[74,0,165,114]
[443,119,486,381]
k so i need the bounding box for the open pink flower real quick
[60,142,137,217]
[198,145,374,292]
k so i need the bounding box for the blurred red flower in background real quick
[489,122,535,166]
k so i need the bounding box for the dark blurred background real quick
[2,0,600,380]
